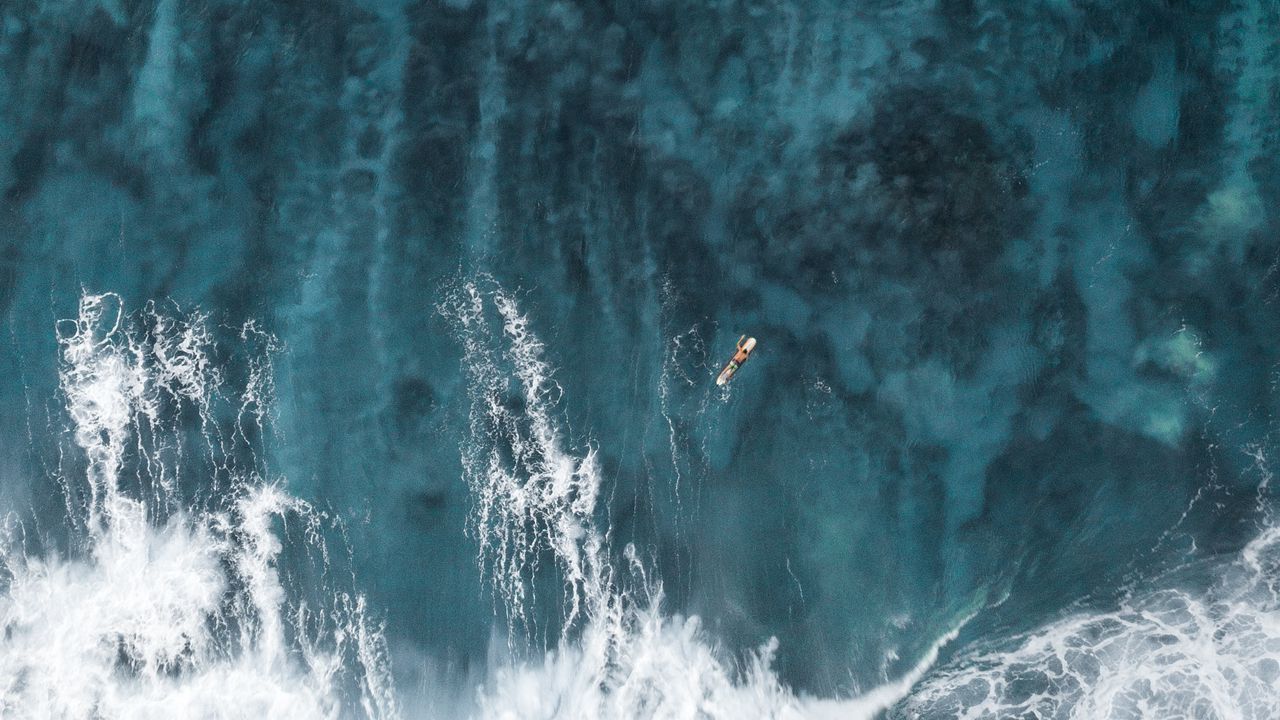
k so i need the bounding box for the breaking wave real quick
[0,293,397,719]
[899,471,1280,719]
[7,287,1279,719]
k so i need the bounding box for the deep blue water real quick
[1,0,1279,717]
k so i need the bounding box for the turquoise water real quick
[0,0,1278,717]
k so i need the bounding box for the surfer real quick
[716,335,756,386]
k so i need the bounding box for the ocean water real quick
[0,0,1278,718]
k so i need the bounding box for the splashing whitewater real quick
[0,293,398,719]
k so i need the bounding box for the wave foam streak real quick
[0,293,398,719]
[442,280,608,640]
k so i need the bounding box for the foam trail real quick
[445,278,962,720]
[0,293,398,719]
